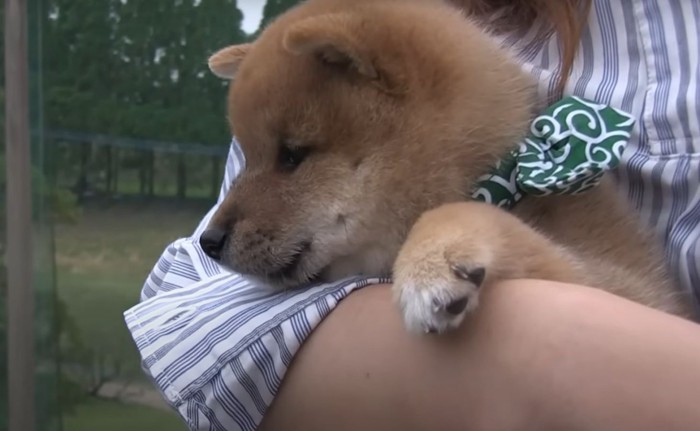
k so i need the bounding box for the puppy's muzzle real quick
[200,228,228,261]
[199,213,315,286]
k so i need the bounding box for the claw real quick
[445,296,469,315]
[451,264,486,287]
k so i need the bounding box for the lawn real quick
[54,199,211,429]
[63,399,186,431]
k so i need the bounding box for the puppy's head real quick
[201,0,534,288]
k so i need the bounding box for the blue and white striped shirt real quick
[124,1,700,429]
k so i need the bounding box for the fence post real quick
[5,0,36,430]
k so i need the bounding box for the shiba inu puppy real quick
[200,0,693,334]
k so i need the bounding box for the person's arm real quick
[259,280,700,431]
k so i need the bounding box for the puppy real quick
[200,0,694,334]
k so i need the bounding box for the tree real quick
[44,0,248,143]
[43,0,250,199]
[258,0,301,33]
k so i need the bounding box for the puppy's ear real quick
[208,43,252,79]
[283,13,403,93]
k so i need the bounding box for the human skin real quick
[258,281,700,431]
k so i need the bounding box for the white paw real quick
[394,264,485,335]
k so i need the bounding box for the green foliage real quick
[40,0,258,202]
[43,0,250,145]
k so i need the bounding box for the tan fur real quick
[205,0,694,334]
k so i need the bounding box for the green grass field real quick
[54,200,210,429]
[64,399,186,431]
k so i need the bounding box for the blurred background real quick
[1,0,303,429]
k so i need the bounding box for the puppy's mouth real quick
[266,241,321,286]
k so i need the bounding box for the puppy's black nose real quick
[199,228,227,260]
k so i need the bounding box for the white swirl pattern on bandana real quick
[472,96,635,209]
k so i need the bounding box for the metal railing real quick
[44,129,229,157]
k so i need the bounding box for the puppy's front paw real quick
[392,202,507,335]
[393,259,486,335]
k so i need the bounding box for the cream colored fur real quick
[205,0,694,334]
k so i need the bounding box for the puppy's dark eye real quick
[278,144,311,172]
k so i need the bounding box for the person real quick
[123,1,700,430]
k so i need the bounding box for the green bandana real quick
[472,96,636,209]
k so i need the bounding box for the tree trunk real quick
[139,152,147,195]
[105,145,112,196]
[113,148,120,194]
[176,154,186,199]
[75,141,91,203]
[147,151,155,197]
[211,155,220,200]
